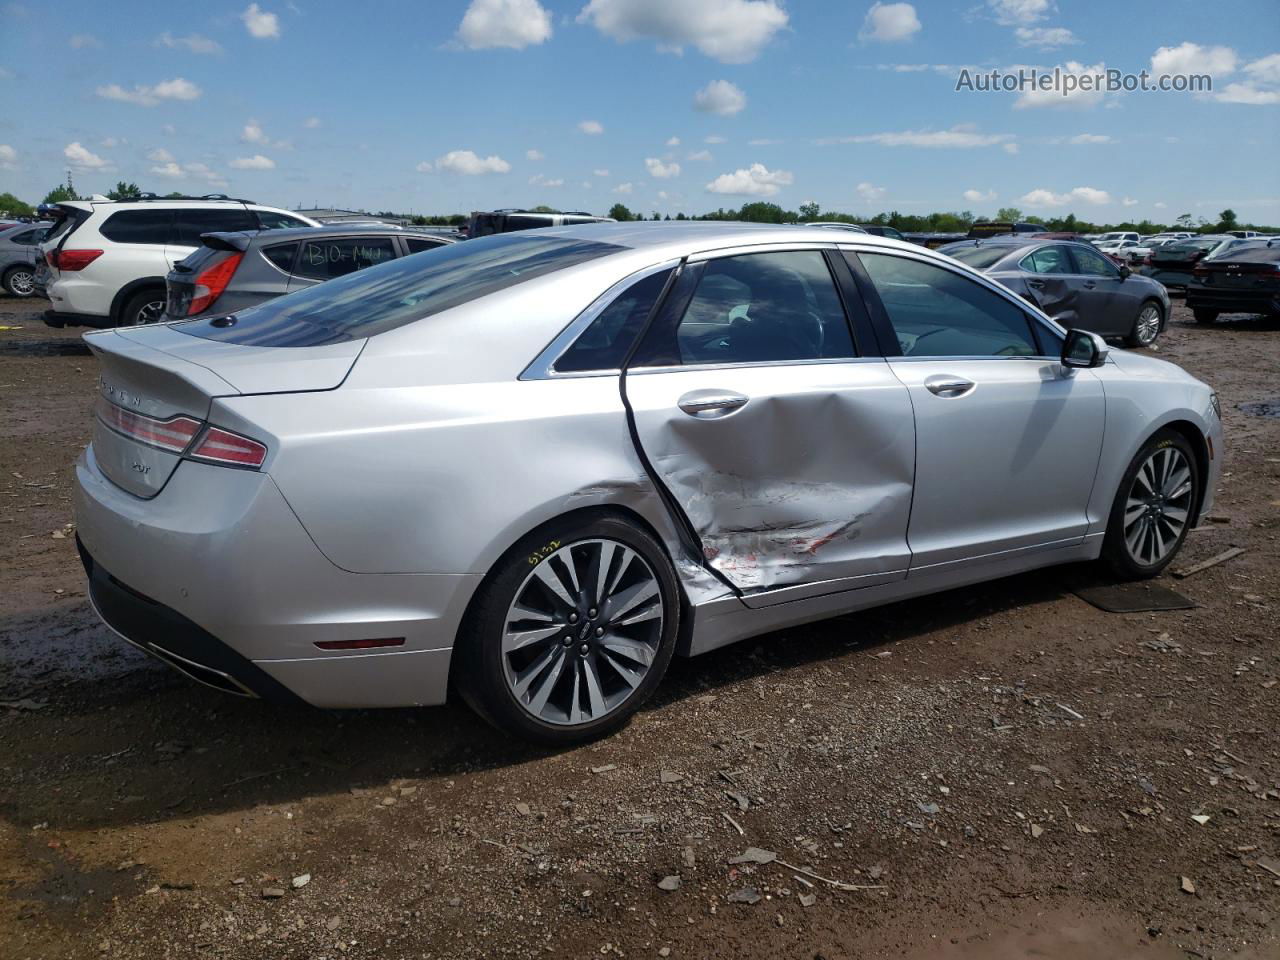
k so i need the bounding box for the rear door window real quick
[172,208,258,247]
[404,237,448,254]
[294,236,397,280]
[100,209,173,245]
[1022,245,1073,274]
[856,252,1039,358]
[178,233,623,346]
[1069,246,1121,278]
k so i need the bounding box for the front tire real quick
[118,288,166,327]
[1124,300,1163,347]
[1192,308,1218,324]
[1101,428,1199,580]
[3,265,36,297]
[455,513,680,745]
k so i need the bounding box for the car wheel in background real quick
[455,513,680,745]
[1192,308,1218,324]
[1124,300,1163,348]
[119,288,166,327]
[1100,427,1199,580]
[3,266,36,297]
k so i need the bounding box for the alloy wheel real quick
[501,538,664,726]
[1134,305,1161,345]
[1123,446,1193,567]
[8,269,34,296]
[129,299,166,326]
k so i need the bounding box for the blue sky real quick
[1,0,1277,222]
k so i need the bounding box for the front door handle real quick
[924,375,976,398]
[1027,278,1046,289]
[677,390,749,418]
[1082,281,1097,289]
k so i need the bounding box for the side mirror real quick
[1118,264,1131,279]
[1062,329,1109,369]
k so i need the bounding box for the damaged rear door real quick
[623,247,915,604]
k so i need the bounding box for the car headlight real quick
[1209,392,1221,419]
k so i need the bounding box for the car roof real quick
[543,220,932,254]
[207,224,458,245]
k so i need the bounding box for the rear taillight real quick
[1141,255,1153,265]
[48,248,104,271]
[1192,264,1209,277]
[188,426,267,468]
[96,396,201,453]
[187,253,243,316]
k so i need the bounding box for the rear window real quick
[1212,245,1280,263]
[178,232,624,347]
[946,245,1018,270]
[100,209,172,245]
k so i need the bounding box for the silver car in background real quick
[75,223,1223,743]
[0,220,52,297]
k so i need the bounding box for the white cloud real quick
[1245,53,1280,86]
[1150,42,1236,77]
[705,162,793,196]
[577,0,788,64]
[64,141,108,170]
[856,181,886,202]
[230,154,275,170]
[613,181,634,194]
[183,162,226,186]
[593,168,610,177]
[241,120,267,144]
[96,77,201,107]
[161,123,176,135]
[1214,82,1280,105]
[579,120,604,135]
[1013,61,1108,109]
[155,32,222,54]
[859,3,921,44]
[821,125,1014,148]
[704,134,727,144]
[1122,197,1138,207]
[529,173,564,187]
[152,154,226,185]
[526,148,544,160]
[1019,186,1111,207]
[1154,201,1167,209]
[989,0,1052,26]
[150,160,183,178]
[415,161,433,172]
[436,149,511,174]
[693,79,747,115]
[687,149,713,161]
[100,137,122,148]
[1003,142,1019,154]
[645,157,681,178]
[69,33,101,49]
[1014,26,1076,48]
[241,4,280,39]
[665,136,681,146]
[458,0,552,50]
[747,137,782,145]
[0,143,16,169]
[147,147,175,163]
[963,188,996,203]
[1067,133,1111,144]
[304,116,321,129]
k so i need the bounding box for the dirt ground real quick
[1,294,1277,960]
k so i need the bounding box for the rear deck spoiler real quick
[199,231,255,253]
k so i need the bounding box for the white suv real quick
[40,195,319,328]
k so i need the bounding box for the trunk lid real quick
[85,325,363,498]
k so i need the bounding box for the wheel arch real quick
[1157,418,1211,525]
[109,276,167,326]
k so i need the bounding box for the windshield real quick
[178,232,623,346]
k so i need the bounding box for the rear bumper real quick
[44,309,111,329]
[45,276,111,324]
[74,445,481,707]
[1184,287,1280,315]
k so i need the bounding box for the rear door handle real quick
[924,375,976,398]
[1083,281,1097,289]
[677,390,749,418]
[1027,279,1045,289]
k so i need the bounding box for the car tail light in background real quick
[47,248,104,271]
[188,426,267,468]
[96,396,201,453]
[187,253,243,315]
[1192,264,1209,277]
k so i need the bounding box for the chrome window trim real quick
[685,241,835,262]
[838,242,1069,344]
[627,356,889,375]
[521,259,680,380]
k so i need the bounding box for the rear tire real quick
[455,513,680,745]
[1124,300,1163,348]
[1192,308,1218,324]
[3,265,35,298]
[118,288,166,327]
[1100,428,1199,580]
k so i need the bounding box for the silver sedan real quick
[75,223,1224,743]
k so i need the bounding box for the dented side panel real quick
[624,360,916,599]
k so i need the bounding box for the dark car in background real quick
[967,221,1048,240]
[1137,235,1250,290]
[0,220,51,296]
[468,209,614,237]
[163,225,455,322]
[1185,239,1280,323]
[857,224,906,241]
[941,238,1170,347]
